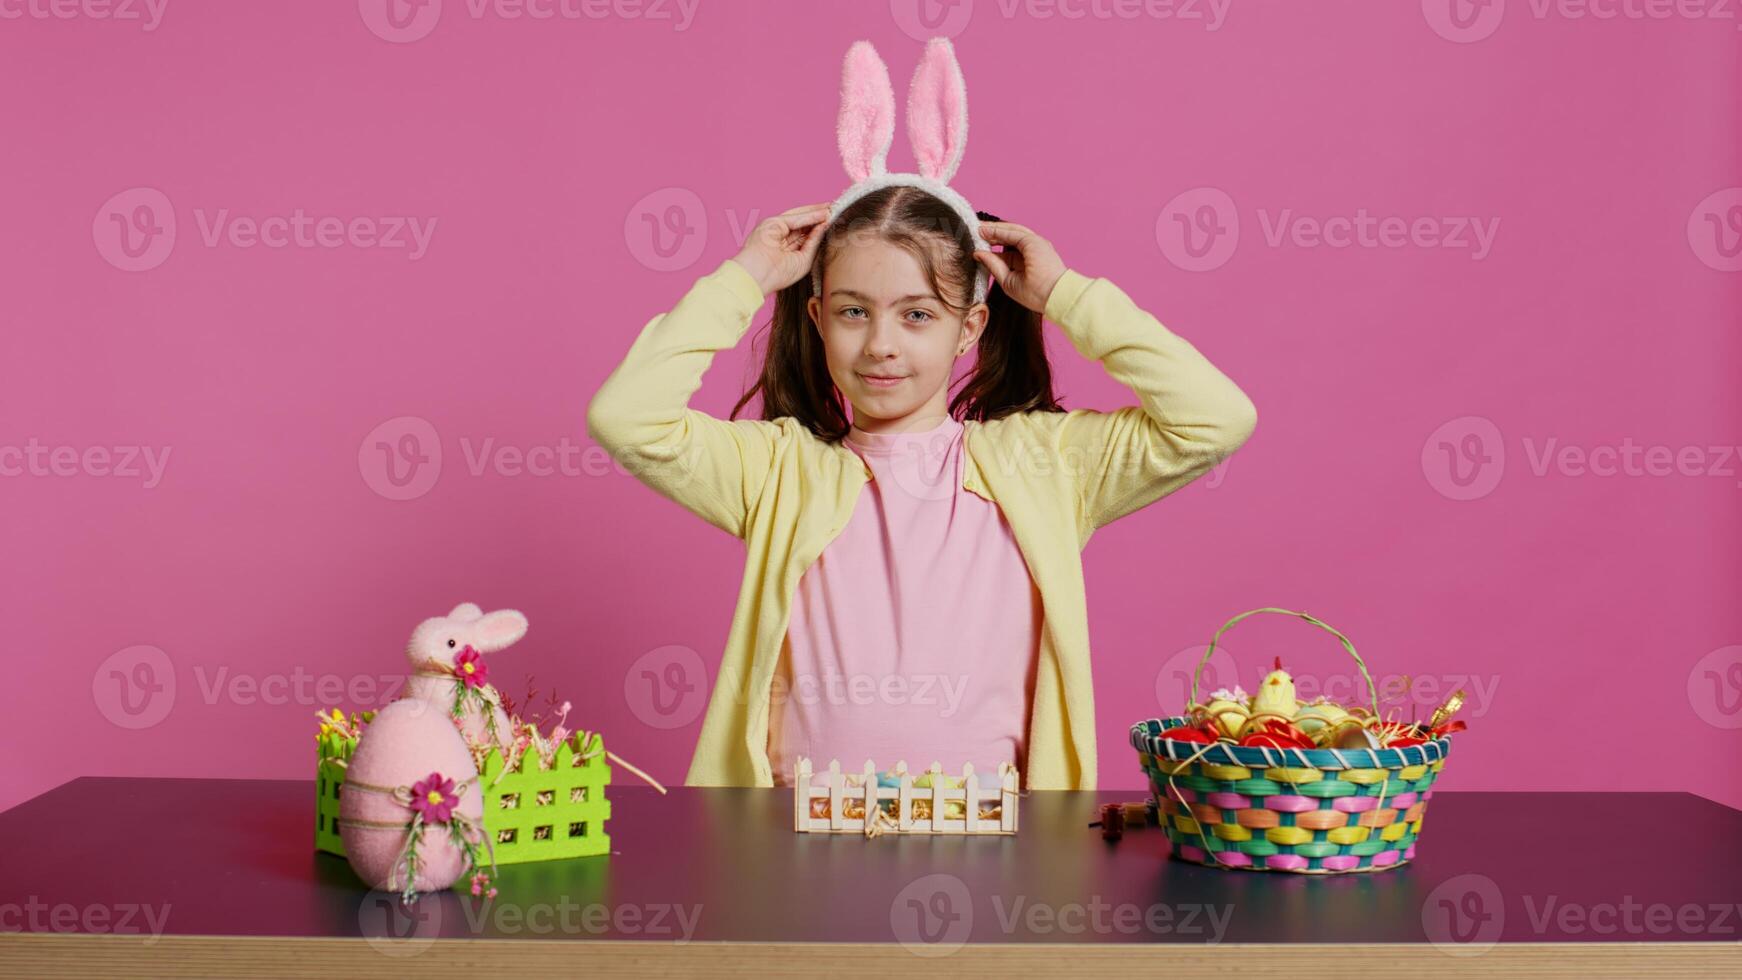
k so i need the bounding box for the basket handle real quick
[1190,607,1379,719]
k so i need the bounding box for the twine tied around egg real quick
[334,773,499,906]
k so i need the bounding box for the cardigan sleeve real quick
[585,258,783,539]
[1041,268,1258,531]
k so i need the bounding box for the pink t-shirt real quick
[767,414,1043,786]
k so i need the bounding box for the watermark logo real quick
[771,671,970,718]
[357,888,443,957]
[1421,415,1505,501]
[1426,0,1742,42]
[1687,187,1742,272]
[0,0,169,29]
[1422,0,1506,43]
[361,417,694,500]
[890,873,973,956]
[93,187,176,272]
[455,897,702,939]
[1158,187,1501,271]
[892,0,1231,38]
[624,645,707,729]
[1155,642,1240,711]
[92,644,176,730]
[891,0,976,39]
[1423,416,1742,500]
[625,188,707,272]
[358,0,443,43]
[1156,187,1239,272]
[990,896,1232,940]
[359,416,443,501]
[1422,872,1505,954]
[94,189,437,269]
[876,429,962,503]
[0,439,172,489]
[359,0,699,40]
[0,897,172,944]
[1688,645,1742,729]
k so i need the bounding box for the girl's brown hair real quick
[729,185,1063,442]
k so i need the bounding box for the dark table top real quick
[3,778,1739,949]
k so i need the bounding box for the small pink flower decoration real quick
[453,646,489,689]
[409,772,458,824]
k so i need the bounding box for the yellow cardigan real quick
[586,257,1257,790]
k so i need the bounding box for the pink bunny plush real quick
[811,36,989,304]
[403,602,528,753]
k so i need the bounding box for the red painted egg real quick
[1162,726,1215,743]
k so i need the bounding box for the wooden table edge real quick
[4,932,1740,977]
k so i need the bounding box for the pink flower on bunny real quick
[404,602,527,753]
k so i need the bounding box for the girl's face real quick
[806,237,987,434]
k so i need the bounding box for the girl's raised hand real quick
[731,203,832,297]
[974,221,1068,315]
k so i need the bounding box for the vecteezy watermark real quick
[1156,643,1500,718]
[1423,873,1506,954]
[888,0,1232,40]
[1688,645,1742,729]
[358,0,701,43]
[889,873,1232,956]
[92,645,177,730]
[623,645,708,729]
[359,416,443,501]
[92,644,416,730]
[1154,642,1242,713]
[358,415,682,501]
[93,188,437,272]
[1156,187,1501,272]
[456,896,703,940]
[0,897,172,945]
[357,888,443,957]
[0,439,171,489]
[1687,187,1742,272]
[770,671,970,718]
[0,0,170,30]
[890,874,975,956]
[1423,0,1742,44]
[1523,895,1742,937]
[191,666,408,709]
[624,190,802,273]
[991,895,1233,941]
[623,193,976,274]
[1425,875,1742,951]
[1422,415,1742,501]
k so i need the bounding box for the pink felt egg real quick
[339,698,484,895]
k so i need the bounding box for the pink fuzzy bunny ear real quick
[837,40,895,182]
[906,37,969,183]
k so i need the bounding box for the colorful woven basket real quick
[1130,607,1455,874]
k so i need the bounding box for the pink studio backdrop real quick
[2,2,1738,816]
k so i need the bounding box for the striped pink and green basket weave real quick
[1130,607,1457,874]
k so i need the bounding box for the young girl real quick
[588,186,1258,791]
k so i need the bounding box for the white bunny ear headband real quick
[810,36,991,306]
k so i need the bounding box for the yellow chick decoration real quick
[1249,656,1298,723]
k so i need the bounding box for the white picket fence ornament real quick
[792,758,1020,837]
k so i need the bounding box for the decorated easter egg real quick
[1237,718,1315,750]
[1202,697,1251,740]
[1161,724,1215,744]
[339,698,484,895]
[1293,701,1351,744]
